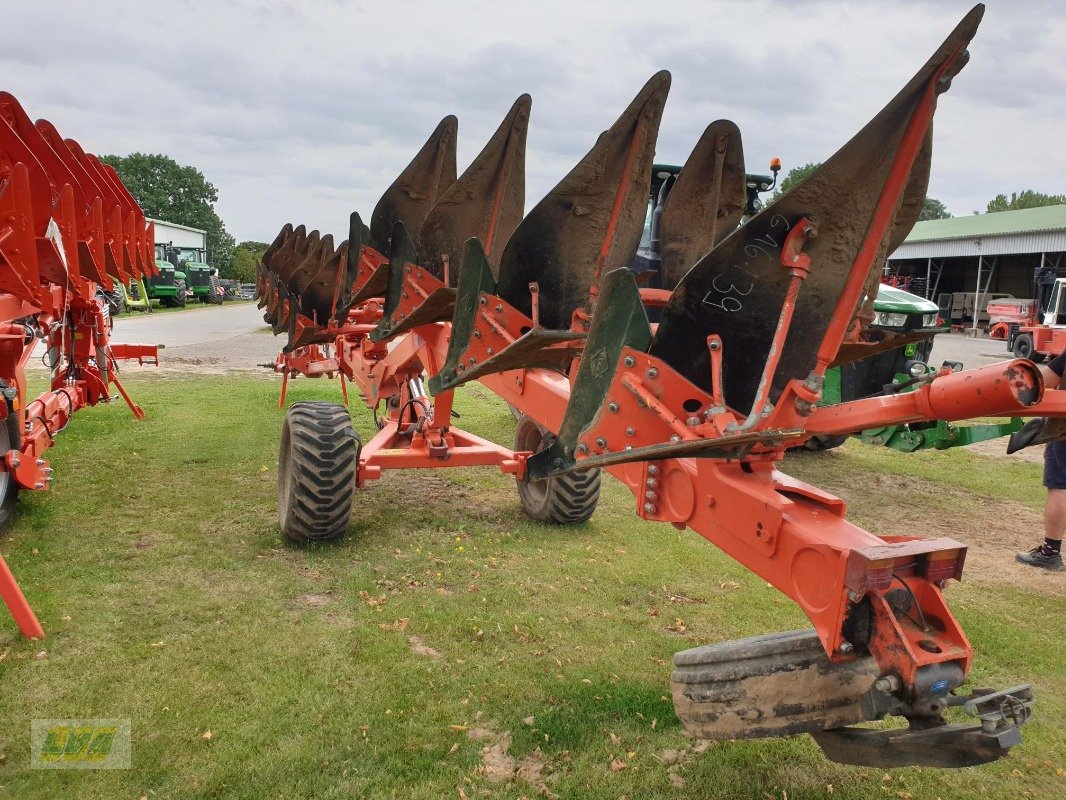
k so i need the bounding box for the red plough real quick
[0,92,159,639]
[260,4,1050,768]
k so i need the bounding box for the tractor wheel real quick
[802,434,849,452]
[0,410,21,533]
[209,276,225,304]
[514,414,600,524]
[278,402,360,545]
[175,280,187,308]
[108,289,125,316]
[1011,333,1045,362]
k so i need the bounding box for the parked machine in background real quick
[149,218,224,306]
[1004,265,1066,362]
[146,248,186,308]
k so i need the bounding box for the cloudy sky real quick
[4,1,1063,244]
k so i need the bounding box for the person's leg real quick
[1018,442,1066,569]
[1044,488,1066,546]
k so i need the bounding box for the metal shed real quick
[886,205,1066,330]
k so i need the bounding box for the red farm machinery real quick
[256,5,1049,769]
[0,93,159,639]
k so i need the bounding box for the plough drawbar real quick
[257,3,1048,768]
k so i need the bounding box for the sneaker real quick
[1016,547,1064,570]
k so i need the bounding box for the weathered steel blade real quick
[418,94,530,283]
[370,116,457,252]
[287,233,332,294]
[376,286,456,340]
[263,223,293,267]
[269,225,309,288]
[648,7,982,416]
[494,71,670,330]
[378,221,420,324]
[445,329,585,389]
[333,213,375,320]
[658,120,747,289]
[428,238,499,394]
[298,240,348,326]
[526,269,651,479]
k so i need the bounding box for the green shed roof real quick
[903,204,1066,243]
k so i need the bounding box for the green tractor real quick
[183,259,224,304]
[145,249,187,308]
[154,244,223,305]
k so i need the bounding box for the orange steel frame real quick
[268,47,1054,698]
[0,92,159,640]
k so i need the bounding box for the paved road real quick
[928,331,1014,370]
[107,302,1018,375]
[110,301,280,372]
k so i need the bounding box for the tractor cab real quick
[1038,273,1066,327]
[633,162,778,289]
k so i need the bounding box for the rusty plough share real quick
[0,93,159,639]
[261,5,1046,768]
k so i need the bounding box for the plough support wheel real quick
[514,415,600,524]
[278,402,359,544]
[671,630,881,742]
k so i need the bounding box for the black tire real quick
[1012,333,1035,360]
[175,280,187,308]
[802,434,849,452]
[0,408,21,533]
[209,276,225,304]
[109,288,125,316]
[514,414,600,524]
[278,402,359,544]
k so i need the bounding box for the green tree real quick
[985,190,1066,213]
[773,162,820,199]
[100,153,235,273]
[919,197,951,221]
[229,240,269,283]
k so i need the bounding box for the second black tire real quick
[278,402,360,544]
[514,414,600,524]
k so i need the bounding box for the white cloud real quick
[3,0,1061,241]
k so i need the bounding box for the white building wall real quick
[149,218,207,250]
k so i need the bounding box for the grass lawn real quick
[114,298,255,317]
[0,372,1063,799]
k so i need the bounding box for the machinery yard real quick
[4,2,1066,798]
